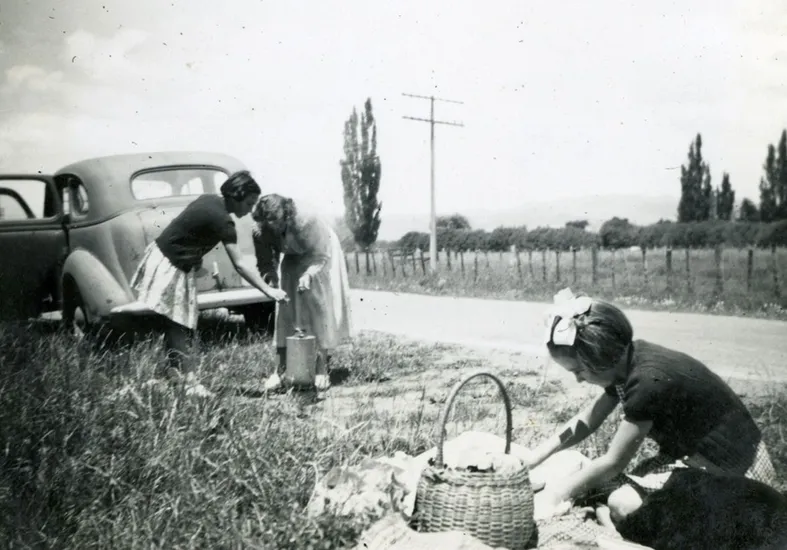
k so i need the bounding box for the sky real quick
[0,0,785,226]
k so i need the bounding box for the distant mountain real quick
[375,194,679,241]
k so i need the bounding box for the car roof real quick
[56,151,246,182]
[55,151,248,217]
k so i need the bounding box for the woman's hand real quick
[297,273,311,292]
[266,288,289,302]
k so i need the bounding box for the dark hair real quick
[546,298,633,374]
[251,193,296,231]
[220,170,261,201]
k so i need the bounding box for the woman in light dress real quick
[251,194,352,391]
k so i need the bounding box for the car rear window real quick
[131,168,229,200]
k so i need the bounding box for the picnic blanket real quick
[307,431,655,549]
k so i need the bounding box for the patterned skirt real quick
[619,439,777,495]
[129,242,198,330]
[537,442,777,549]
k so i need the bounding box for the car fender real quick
[62,249,134,321]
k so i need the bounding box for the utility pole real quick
[402,92,464,273]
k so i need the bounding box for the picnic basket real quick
[411,371,536,549]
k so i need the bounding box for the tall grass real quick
[346,247,787,319]
[1,321,785,547]
[0,324,445,549]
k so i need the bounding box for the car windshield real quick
[131,168,229,200]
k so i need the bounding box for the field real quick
[1,317,786,548]
[346,246,787,319]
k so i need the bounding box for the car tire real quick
[242,302,276,338]
[61,279,116,346]
[62,278,90,338]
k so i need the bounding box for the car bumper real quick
[109,288,272,316]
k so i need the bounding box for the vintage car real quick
[0,151,275,334]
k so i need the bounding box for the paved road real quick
[350,290,787,383]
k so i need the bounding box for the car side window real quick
[0,179,56,222]
[55,175,90,219]
[71,181,90,216]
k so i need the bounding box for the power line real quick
[402,92,465,272]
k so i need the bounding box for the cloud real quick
[2,65,64,93]
[64,28,149,83]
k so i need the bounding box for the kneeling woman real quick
[251,194,352,392]
[526,289,775,523]
[129,171,288,392]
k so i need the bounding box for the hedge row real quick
[395,220,787,252]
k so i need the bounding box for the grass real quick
[0,319,785,548]
[346,247,787,320]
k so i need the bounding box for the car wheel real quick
[61,279,115,345]
[62,279,91,339]
[242,302,276,337]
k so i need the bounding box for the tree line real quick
[395,216,787,253]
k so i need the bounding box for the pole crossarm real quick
[402,115,464,127]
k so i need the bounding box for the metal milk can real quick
[284,292,317,388]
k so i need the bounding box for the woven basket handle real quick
[434,371,513,469]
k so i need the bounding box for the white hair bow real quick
[543,288,592,346]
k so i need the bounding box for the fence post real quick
[542,249,548,282]
[485,250,490,268]
[685,248,692,294]
[420,249,427,274]
[746,247,754,292]
[411,251,417,273]
[381,251,387,277]
[460,250,465,276]
[515,245,522,281]
[344,255,349,274]
[354,250,360,274]
[555,250,561,282]
[666,247,673,293]
[399,250,407,278]
[641,247,649,288]
[611,249,617,293]
[772,245,782,299]
[528,249,534,278]
[591,246,598,285]
[474,252,479,283]
[713,245,724,297]
[572,247,578,284]
[389,250,397,278]
[371,250,377,275]
[446,249,452,271]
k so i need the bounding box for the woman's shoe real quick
[315,374,331,391]
[264,372,283,392]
